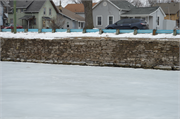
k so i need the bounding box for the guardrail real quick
[1,29,180,36]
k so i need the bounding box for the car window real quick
[124,19,132,24]
[116,20,124,25]
[132,19,140,23]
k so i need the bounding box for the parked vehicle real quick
[105,19,148,29]
[1,23,10,29]
[4,24,23,29]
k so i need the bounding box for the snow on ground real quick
[0,32,180,39]
[1,61,179,119]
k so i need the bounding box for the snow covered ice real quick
[0,61,179,119]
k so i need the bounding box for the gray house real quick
[57,5,85,29]
[0,1,9,26]
[93,0,167,29]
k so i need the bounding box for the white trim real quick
[107,15,114,26]
[121,14,150,17]
[96,15,103,26]
[150,7,166,17]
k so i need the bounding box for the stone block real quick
[153,65,172,70]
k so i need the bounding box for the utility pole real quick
[13,0,16,34]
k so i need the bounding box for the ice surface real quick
[0,61,179,119]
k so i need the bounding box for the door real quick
[114,19,125,29]
[123,19,132,29]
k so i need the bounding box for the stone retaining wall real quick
[0,37,179,70]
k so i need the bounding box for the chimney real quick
[59,0,62,12]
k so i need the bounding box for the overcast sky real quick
[53,0,100,7]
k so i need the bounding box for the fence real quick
[1,29,180,36]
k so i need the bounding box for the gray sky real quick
[53,0,100,7]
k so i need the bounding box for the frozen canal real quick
[1,61,179,119]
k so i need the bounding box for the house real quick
[153,2,180,27]
[65,3,97,18]
[57,4,85,29]
[0,1,10,26]
[121,7,166,30]
[93,0,167,30]
[8,0,59,29]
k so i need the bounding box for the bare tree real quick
[49,15,65,29]
[82,0,94,29]
[70,0,82,4]
[131,0,143,7]
[69,0,94,29]
[147,0,157,6]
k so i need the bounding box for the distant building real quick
[57,6,85,29]
[65,3,97,18]
[93,0,167,29]
[8,0,59,29]
[154,2,180,27]
[0,1,10,26]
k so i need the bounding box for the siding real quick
[38,0,57,29]
[93,0,120,29]
[0,2,3,25]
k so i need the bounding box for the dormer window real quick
[43,8,46,15]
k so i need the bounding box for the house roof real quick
[65,3,97,13]
[1,1,10,7]
[9,0,33,8]
[110,0,135,10]
[24,0,46,12]
[93,0,135,10]
[19,15,34,20]
[121,6,160,16]
[8,0,59,13]
[58,7,85,22]
[153,3,180,14]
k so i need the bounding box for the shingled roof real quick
[121,7,159,15]
[24,0,46,12]
[8,0,59,13]
[110,0,135,10]
[65,3,97,13]
[58,7,85,22]
[93,0,135,10]
[153,3,180,14]
[9,0,33,8]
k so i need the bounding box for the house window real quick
[49,8,51,16]
[20,9,23,13]
[79,22,81,27]
[67,22,69,28]
[81,22,83,28]
[108,16,114,25]
[97,16,102,26]
[10,18,13,24]
[43,8,46,15]
[34,18,36,25]
[157,16,160,26]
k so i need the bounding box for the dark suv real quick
[105,19,148,29]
